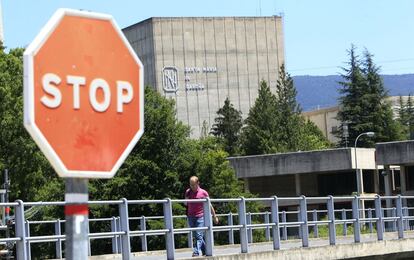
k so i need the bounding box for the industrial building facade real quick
[123,16,285,137]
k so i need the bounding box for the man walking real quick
[185,176,219,257]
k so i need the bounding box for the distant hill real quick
[293,74,414,111]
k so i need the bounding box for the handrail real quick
[1,194,413,259]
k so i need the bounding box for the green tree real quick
[298,120,331,151]
[275,64,304,152]
[0,47,60,202]
[336,46,404,147]
[407,94,414,139]
[362,49,404,144]
[241,80,280,155]
[210,97,243,155]
[397,95,409,138]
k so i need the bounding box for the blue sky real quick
[2,0,414,75]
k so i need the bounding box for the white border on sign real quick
[23,8,144,179]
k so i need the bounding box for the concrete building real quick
[302,96,411,144]
[228,148,382,207]
[123,16,285,137]
[376,140,414,208]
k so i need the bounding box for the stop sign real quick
[23,9,144,178]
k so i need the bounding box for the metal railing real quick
[1,195,414,259]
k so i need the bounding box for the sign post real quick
[23,9,144,259]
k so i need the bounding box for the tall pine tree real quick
[210,97,243,155]
[241,80,280,155]
[407,94,414,139]
[336,46,404,147]
[275,64,303,152]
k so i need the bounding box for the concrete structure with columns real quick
[123,16,285,138]
[376,140,414,208]
[228,148,382,207]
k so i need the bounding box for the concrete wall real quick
[229,148,377,179]
[189,238,414,260]
[124,16,284,138]
[376,140,414,166]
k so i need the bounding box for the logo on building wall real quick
[162,66,179,93]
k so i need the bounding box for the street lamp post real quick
[354,131,375,219]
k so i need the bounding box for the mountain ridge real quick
[293,74,414,111]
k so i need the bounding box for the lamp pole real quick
[354,131,375,219]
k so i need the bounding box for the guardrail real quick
[1,195,414,259]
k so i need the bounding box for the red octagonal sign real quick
[23,9,144,178]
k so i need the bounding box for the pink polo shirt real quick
[185,187,209,217]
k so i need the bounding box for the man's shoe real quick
[192,253,199,257]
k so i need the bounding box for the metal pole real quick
[264,212,270,241]
[396,195,404,239]
[327,196,336,245]
[203,197,214,256]
[299,196,309,247]
[119,198,131,259]
[368,209,373,233]
[140,216,148,251]
[282,211,287,240]
[342,209,347,236]
[228,212,234,244]
[163,198,175,260]
[15,200,27,260]
[352,196,360,243]
[238,197,248,253]
[65,178,89,260]
[111,217,118,254]
[55,219,63,259]
[375,195,384,241]
[25,221,31,259]
[312,209,318,238]
[247,212,252,243]
[270,196,280,250]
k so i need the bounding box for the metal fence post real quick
[25,220,31,260]
[238,197,248,253]
[282,211,287,240]
[247,212,252,243]
[375,195,384,241]
[116,217,122,253]
[140,216,148,251]
[111,216,118,254]
[264,212,270,241]
[228,212,234,244]
[396,195,404,239]
[163,198,175,260]
[15,200,27,260]
[203,197,214,256]
[87,219,91,256]
[299,196,309,247]
[392,207,397,232]
[119,198,131,260]
[327,196,336,245]
[297,210,302,239]
[55,219,63,259]
[352,196,360,243]
[404,207,409,230]
[312,209,318,238]
[271,196,281,250]
[342,209,347,236]
[368,209,373,233]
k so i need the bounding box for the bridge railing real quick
[1,195,414,259]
